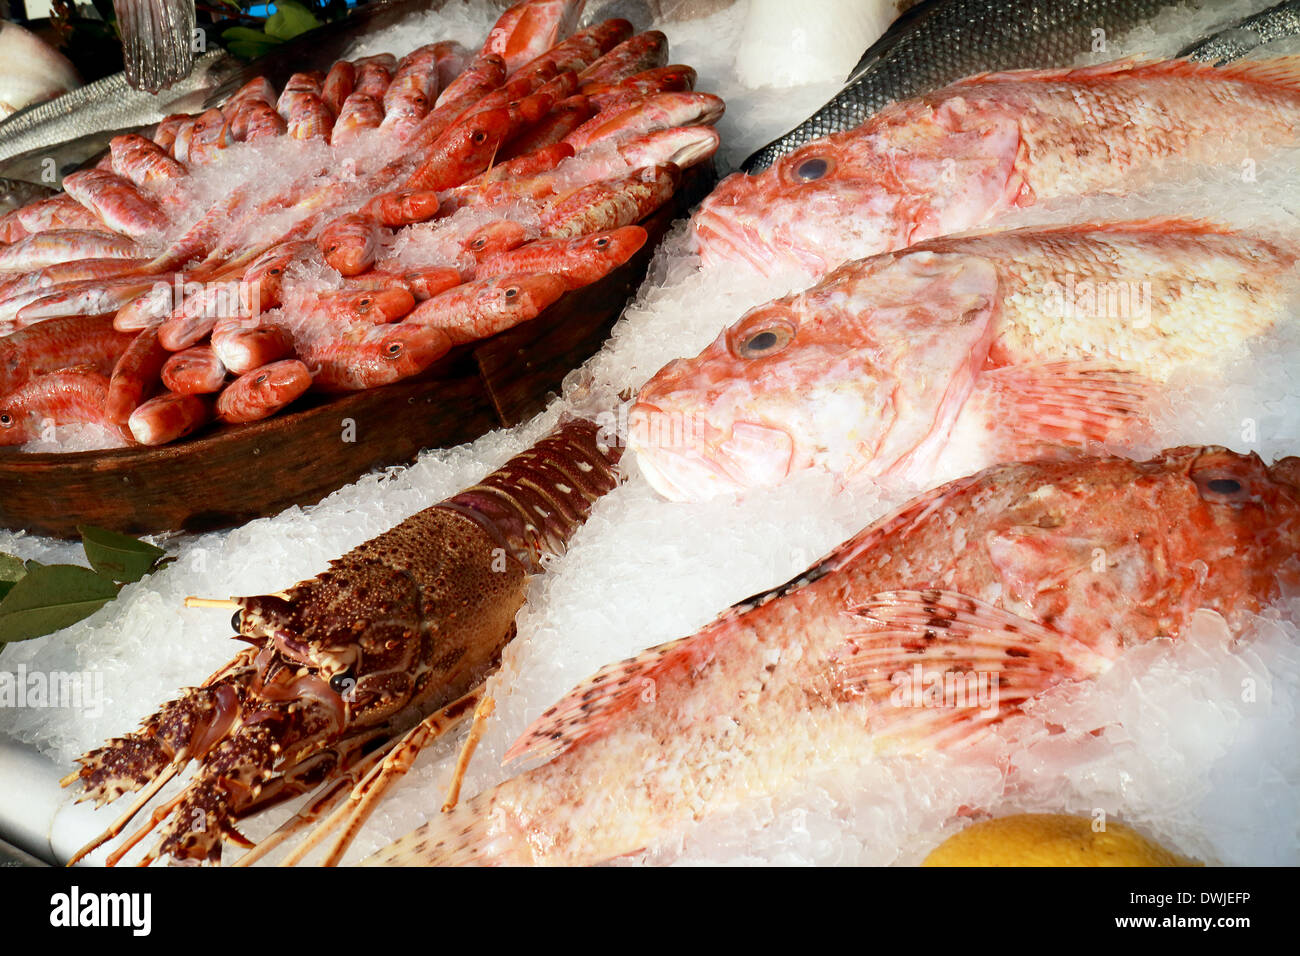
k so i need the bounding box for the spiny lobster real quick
[62,417,622,865]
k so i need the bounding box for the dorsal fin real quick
[503,630,709,766]
[954,55,1300,93]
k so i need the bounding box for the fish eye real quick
[471,237,486,249]
[387,342,403,356]
[268,267,282,276]
[504,287,518,298]
[254,373,269,385]
[1193,470,1254,504]
[791,155,833,182]
[0,414,11,427]
[594,237,609,248]
[359,297,373,309]
[732,318,795,360]
[472,130,488,144]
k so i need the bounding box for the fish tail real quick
[363,791,517,867]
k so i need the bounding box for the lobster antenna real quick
[184,593,290,609]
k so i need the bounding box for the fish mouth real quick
[691,205,778,275]
[628,402,794,501]
[664,126,721,169]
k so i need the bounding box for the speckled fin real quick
[975,361,1155,460]
[831,589,1113,746]
[503,631,705,767]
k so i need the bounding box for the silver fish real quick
[0,50,238,168]
[741,0,1180,173]
[1178,0,1300,61]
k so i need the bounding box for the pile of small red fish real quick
[0,0,723,448]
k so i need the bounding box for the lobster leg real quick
[442,694,495,812]
[287,685,485,866]
[232,743,397,867]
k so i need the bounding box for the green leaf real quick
[222,25,284,60]
[78,526,166,584]
[0,554,28,602]
[264,1,321,41]
[0,565,120,645]
[0,553,25,582]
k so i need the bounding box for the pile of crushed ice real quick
[2,0,1299,866]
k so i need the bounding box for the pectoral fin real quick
[968,361,1155,461]
[832,589,1113,747]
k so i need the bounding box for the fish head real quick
[569,225,647,267]
[242,241,314,310]
[692,135,909,276]
[1177,448,1300,592]
[630,250,1001,500]
[318,213,381,277]
[331,287,417,324]
[0,404,37,445]
[620,124,720,170]
[476,273,568,319]
[366,323,452,378]
[693,99,1023,276]
[984,446,1300,645]
[463,219,532,264]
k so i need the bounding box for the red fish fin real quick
[363,791,504,866]
[503,632,704,766]
[818,471,986,575]
[831,589,1113,746]
[972,361,1155,460]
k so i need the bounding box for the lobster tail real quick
[442,417,623,569]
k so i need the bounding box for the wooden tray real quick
[0,168,713,538]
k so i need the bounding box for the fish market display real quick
[64,417,622,866]
[0,21,81,120]
[6,0,1300,873]
[700,55,1300,276]
[0,0,723,451]
[631,219,1300,500]
[369,446,1300,865]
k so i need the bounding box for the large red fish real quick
[632,219,1300,501]
[693,57,1300,276]
[368,446,1300,865]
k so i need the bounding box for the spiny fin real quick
[918,217,1234,248]
[973,361,1155,460]
[831,589,1113,745]
[503,631,702,766]
[956,55,1300,92]
[362,791,502,866]
[819,471,986,576]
